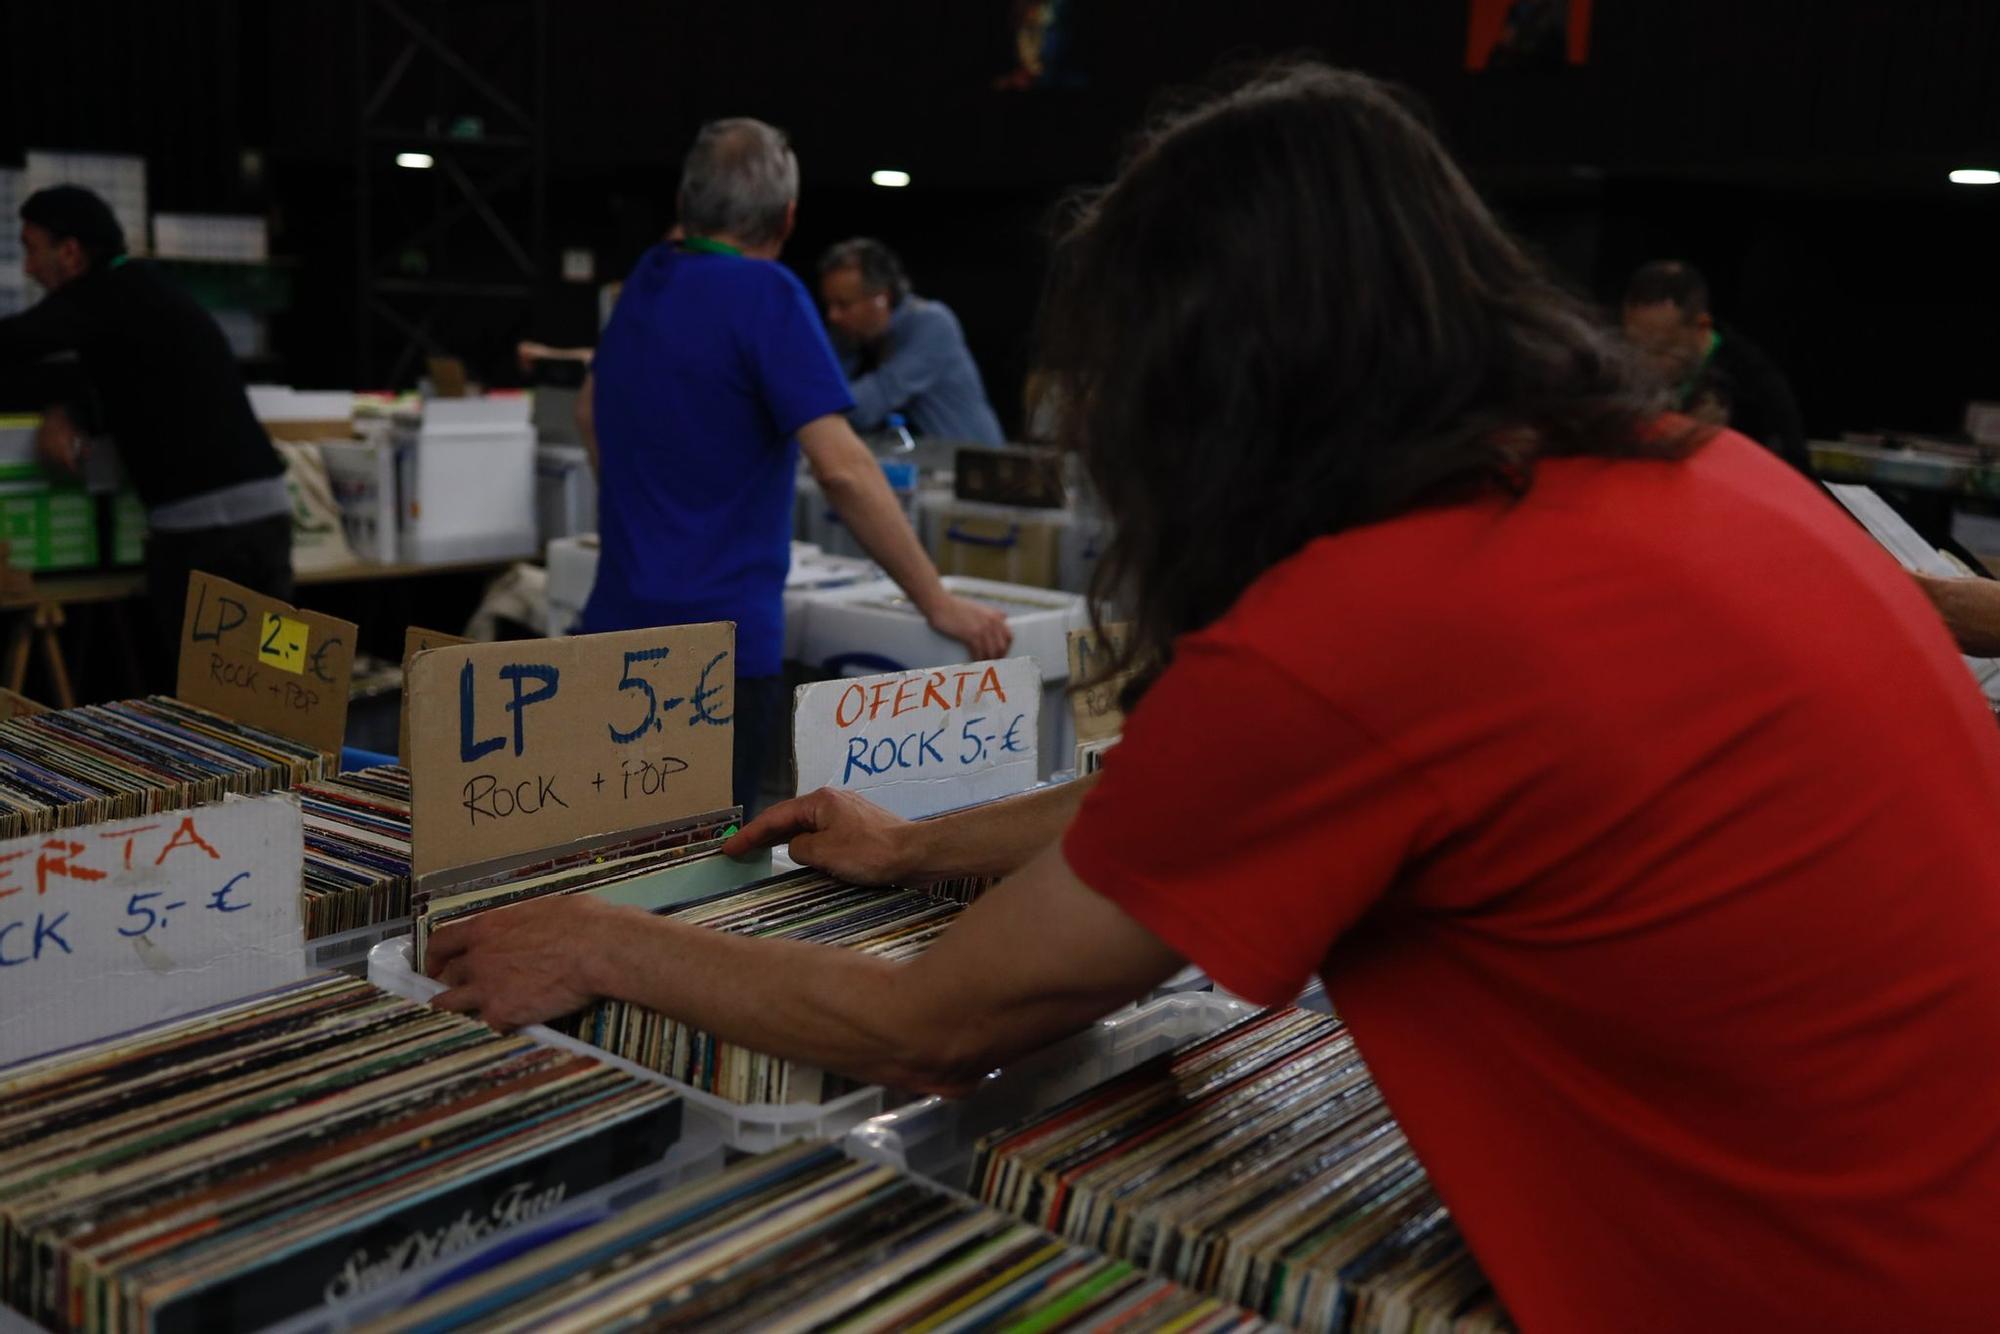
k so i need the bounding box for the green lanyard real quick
[678,236,742,257]
[108,254,131,269]
[1677,329,1720,407]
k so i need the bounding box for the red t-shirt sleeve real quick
[1062,632,1445,1006]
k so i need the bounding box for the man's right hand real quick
[723,787,919,886]
[925,593,1013,661]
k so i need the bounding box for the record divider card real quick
[406,622,735,880]
[175,570,358,757]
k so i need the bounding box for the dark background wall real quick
[6,1,2000,439]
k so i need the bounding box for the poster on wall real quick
[1466,0,1594,71]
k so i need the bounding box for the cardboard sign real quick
[0,688,49,721]
[0,793,308,1067]
[177,572,357,756]
[1067,623,1134,746]
[407,624,735,877]
[399,625,471,763]
[793,657,1040,820]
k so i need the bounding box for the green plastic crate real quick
[0,471,100,572]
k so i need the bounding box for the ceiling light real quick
[1949,168,2000,185]
[396,152,435,170]
[870,169,911,189]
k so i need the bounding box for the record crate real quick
[368,936,898,1153]
[843,992,1256,1193]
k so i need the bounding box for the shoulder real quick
[900,297,963,337]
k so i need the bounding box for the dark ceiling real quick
[6,1,2000,436]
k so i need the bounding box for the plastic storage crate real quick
[0,471,98,571]
[844,992,1255,1192]
[368,937,897,1153]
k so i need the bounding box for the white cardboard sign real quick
[793,658,1040,819]
[0,793,308,1068]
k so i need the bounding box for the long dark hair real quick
[1043,63,1687,706]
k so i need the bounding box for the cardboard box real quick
[0,464,98,572]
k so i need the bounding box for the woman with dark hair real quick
[431,64,2000,1329]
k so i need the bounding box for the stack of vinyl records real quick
[971,1008,1511,1334]
[299,764,411,938]
[411,809,747,965]
[551,869,966,1103]
[0,974,682,1334]
[350,1141,1274,1332]
[0,695,325,839]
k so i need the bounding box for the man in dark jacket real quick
[0,185,292,685]
[1621,260,1811,475]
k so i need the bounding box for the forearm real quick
[899,775,1095,882]
[580,908,973,1092]
[820,462,949,613]
[1915,572,2000,657]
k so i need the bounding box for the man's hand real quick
[724,787,917,886]
[34,406,82,477]
[925,593,1013,661]
[426,893,629,1032]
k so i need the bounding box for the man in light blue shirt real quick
[818,238,1005,446]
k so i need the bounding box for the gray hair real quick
[677,118,798,247]
[818,237,911,306]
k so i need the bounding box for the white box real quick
[796,576,1088,777]
[395,397,538,564]
[546,532,600,635]
[536,443,596,545]
[151,212,268,262]
[318,440,399,563]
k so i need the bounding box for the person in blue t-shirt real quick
[580,117,1011,812]
[818,238,1005,446]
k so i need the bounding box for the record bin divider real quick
[842,992,1257,1194]
[261,1117,729,1334]
[368,936,893,1152]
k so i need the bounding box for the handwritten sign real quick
[1066,623,1133,746]
[0,793,307,1068]
[399,625,471,764]
[177,571,357,756]
[793,657,1040,819]
[407,623,735,877]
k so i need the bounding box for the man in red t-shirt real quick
[436,427,2000,1331]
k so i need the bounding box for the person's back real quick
[1071,427,2000,1330]
[583,243,844,676]
[51,260,281,505]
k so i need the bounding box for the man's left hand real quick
[426,893,626,1032]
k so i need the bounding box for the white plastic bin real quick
[844,992,1255,1192]
[368,937,897,1153]
[536,444,595,545]
[796,576,1088,777]
[544,533,599,635]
